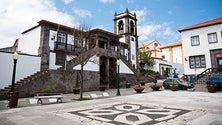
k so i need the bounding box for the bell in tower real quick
[113,8,138,69]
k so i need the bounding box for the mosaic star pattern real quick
[68,103,190,125]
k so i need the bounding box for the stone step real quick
[0,94,6,100]
[0,89,7,93]
[194,84,207,92]
[4,86,11,90]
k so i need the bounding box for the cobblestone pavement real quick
[0,84,222,125]
[54,102,194,125]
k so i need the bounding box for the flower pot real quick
[126,83,131,88]
[151,86,161,91]
[139,81,146,86]
[134,88,144,93]
[8,92,19,108]
[206,84,217,93]
[149,83,162,91]
[99,86,106,91]
[73,88,80,94]
[133,85,145,93]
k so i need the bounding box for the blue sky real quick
[0,0,222,48]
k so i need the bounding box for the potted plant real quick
[149,83,162,91]
[139,80,146,86]
[206,84,217,93]
[132,85,145,93]
[73,72,81,94]
[73,87,80,94]
[126,83,131,88]
[149,76,162,91]
[99,85,106,91]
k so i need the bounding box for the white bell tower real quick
[114,8,138,69]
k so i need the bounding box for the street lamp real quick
[116,59,120,96]
[11,52,19,92]
[9,52,19,108]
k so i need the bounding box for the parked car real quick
[207,75,222,90]
[163,78,194,91]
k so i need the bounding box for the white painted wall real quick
[162,48,170,61]
[130,36,137,68]
[49,30,57,50]
[73,55,99,71]
[119,60,134,74]
[67,34,74,45]
[72,56,133,74]
[18,27,41,55]
[172,46,182,64]
[119,37,125,43]
[0,52,41,89]
[49,52,62,69]
[155,50,163,59]
[181,24,222,75]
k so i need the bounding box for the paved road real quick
[0,87,222,125]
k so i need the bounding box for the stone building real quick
[0,9,139,99]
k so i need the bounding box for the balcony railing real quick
[54,42,75,51]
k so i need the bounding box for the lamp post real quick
[116,59,120,96]
[9,52,19,108]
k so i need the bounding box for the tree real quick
[71,24,93,99]
[138,51,155,69]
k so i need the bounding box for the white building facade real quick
[179,17,222,75]
[139,40,184,77]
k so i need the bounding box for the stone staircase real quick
[193,68,222,91]
[0,70,49,100]
[0,46,139,100]
[120,56,138,75]
[67,47,99,69]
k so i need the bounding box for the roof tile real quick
[179,17,222,32]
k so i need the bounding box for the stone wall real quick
[120,74,138,87]
[17,68,139,98]
[18,69,100,97]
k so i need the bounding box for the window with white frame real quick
[208,32,217,43]
[191,35,200,46]
[189,55,206,68]
[57,33,66,43]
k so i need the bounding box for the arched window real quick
[154,43,158,47]
[130,20,134,34]
[118,20,124,31]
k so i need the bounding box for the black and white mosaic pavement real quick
[54,102,195,125]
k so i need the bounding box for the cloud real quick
[132,8,180,44]
[167,10,173,15]
[0,0,76,48]
[132,8,147,23]
[138,23,180,43]
[73,8,92,18]
[99,0,115,4]
[63,0,74,4]
[127,0,134,3]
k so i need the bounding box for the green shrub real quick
[41,88,52,93]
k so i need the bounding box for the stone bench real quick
[34,92,64,104]
[90,92,109,98]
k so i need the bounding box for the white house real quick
[179,17,222,75]
[138,40,184,77]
